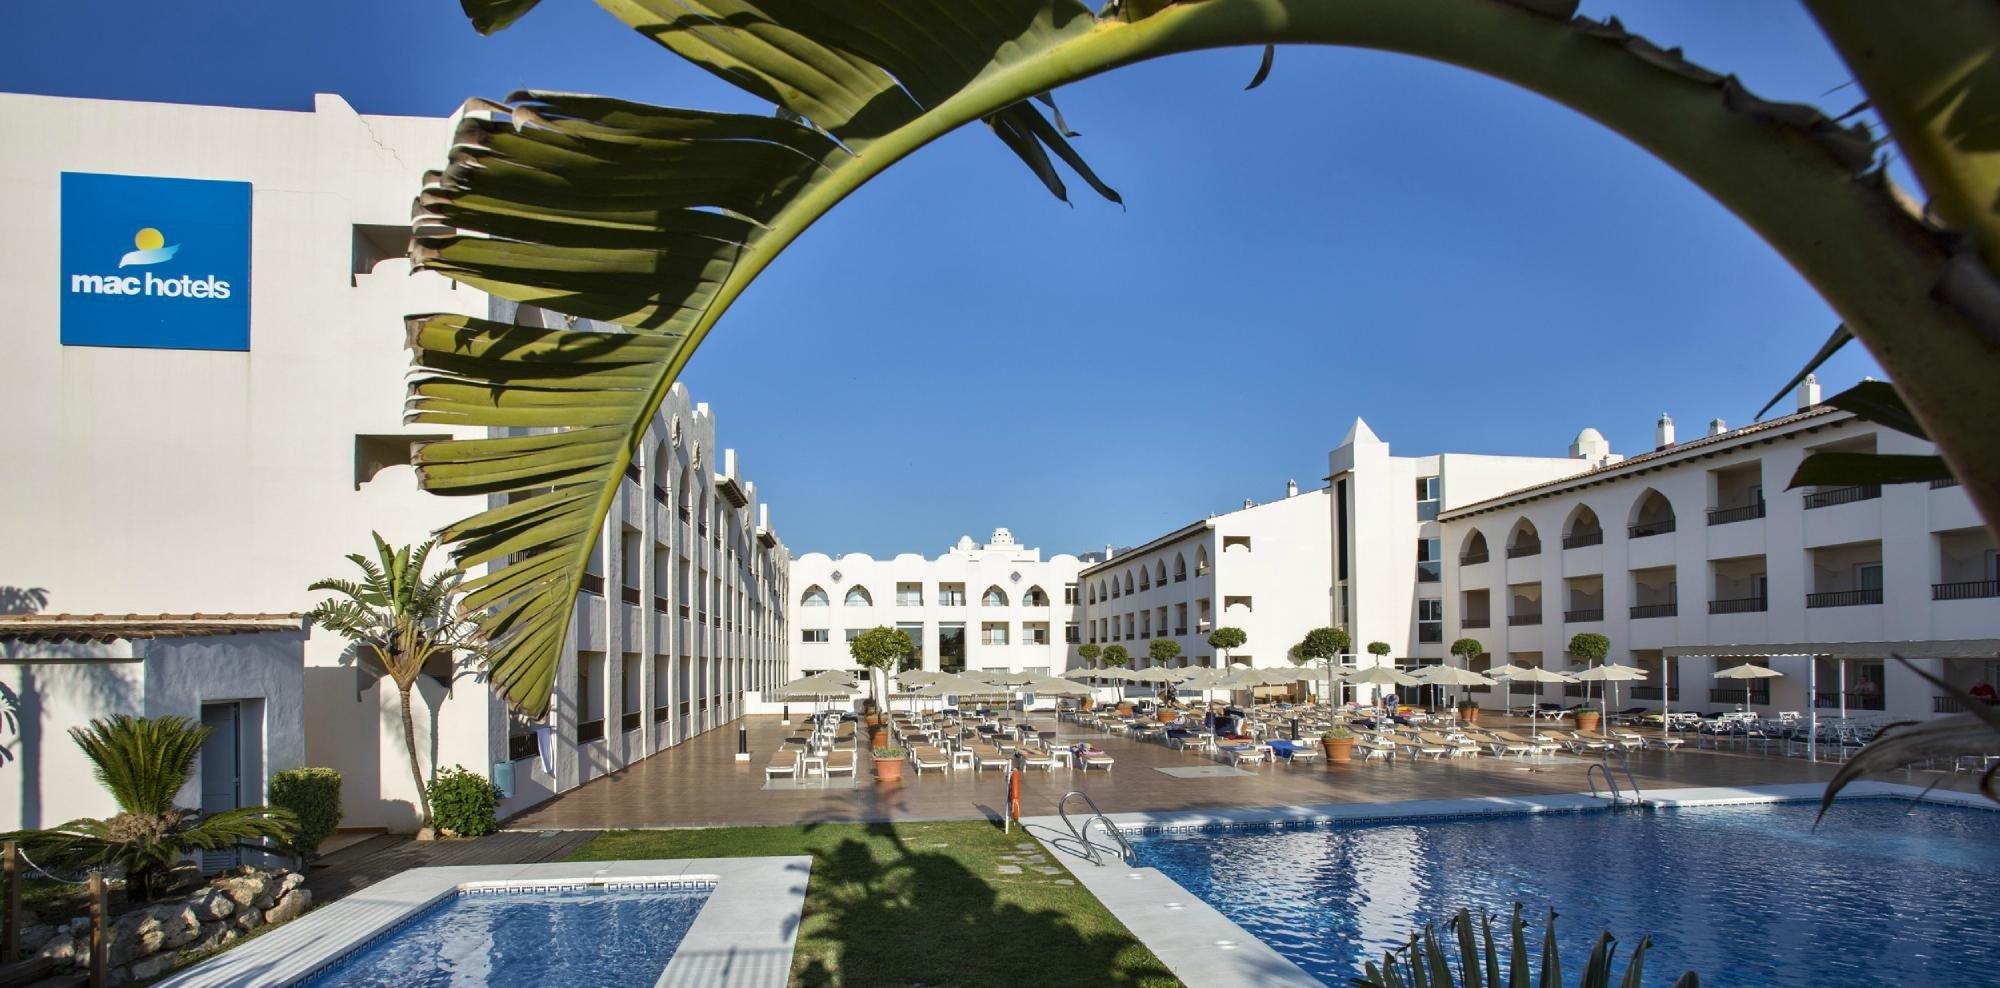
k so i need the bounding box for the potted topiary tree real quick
[1148,639,1182,720]
[1076,642,1102,710]
[1292,626,1350,707]
[1207,626,1248,666]
[1320,724,1355,763]
[1569,632,1610,733]
[1366,640,1395,711]
[1450,637,1485,724]
[1101,644,1131,714]
[849,625,915,781]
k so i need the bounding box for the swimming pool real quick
[1134,799,2000,986]
[302,882,711,987]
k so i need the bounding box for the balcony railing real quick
[578,719,606,743]
[1506,542,1542,559]
[655,704,670,723]
[621,711,642,733]
[1507,611,1542,626]
[621,586,641,605]
[654,594,670,611]
[1461,617,1490,629]
[1630,602,1678,619]
[1934,580,2000,600]
[1561,531,1603,550]
[1930,477,1961,489]
[653,484,671,505]
[678,505,692,522]
[624,465,641,485]
[1709,596,1768,614]
[1563,607,1603,622]
[507,733,537,762]
[1460,550,1490,565]
[1632,686,1679,701]
[1819,691,1885,711]
[1706,501,1766,526]
[1710,687,1769,705]
[1802,484,1881,510]
[1935,695,1974,714]
[1174,626,1188,636]
[1628,519,1676,539]
[580,573,605,596]
[1806,588,1883,608]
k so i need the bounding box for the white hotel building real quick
[788,529,1079,681]
[0,92,788,833]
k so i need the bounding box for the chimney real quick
[1103,543,1114,560]
[1708,418,1727,437]
[1243,498,1256,510]
[1798,373,1821,410]
[1655,413,1675,450]
[1286,479,1299,498]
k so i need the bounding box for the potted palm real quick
[1569,632,1610,733]
[849,626,915,780]
[1321,725,1355,763]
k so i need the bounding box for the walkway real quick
[501,713,1961,830]
[304,830,600,905]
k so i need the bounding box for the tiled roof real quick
[0,612,306,644]
[1440,405,1849,520]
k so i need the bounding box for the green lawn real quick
[567,821,1180,988]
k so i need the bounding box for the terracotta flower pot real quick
[1157,709,1177,724]
[1117,702,1133,716]
[870,728,889,749]
[1322,737,1354,762]
[1459,706,1481,725]
[874,754,904,784]
[1575,711,1601,733]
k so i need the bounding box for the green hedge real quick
[428,765,502,837]
[270,767,342,857]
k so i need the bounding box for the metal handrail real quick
[1058,789,1104,842]
[1080,815,1136,868]
[1585,763,1619,802]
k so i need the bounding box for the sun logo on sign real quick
[119,227,180,268]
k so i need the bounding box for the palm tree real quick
[4,716,296,900]
[407,1,2000,719]
[309,534,484,830]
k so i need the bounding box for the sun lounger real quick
[1468,730,1530,757]
[1637,731,1685,750]
[1075,746,1115,771]
[1400,736,1453,760]
[764,751,799,780]
[823,750,857,778]
[911,746,949,774]
[1555,730,1612,753]
[1491,729,1562,755]
[973,747,1012,772]
[1218,743,1267,767]
[1016,747,1057,771]
[1355,737,1397,760]
[1417,730,1479,757]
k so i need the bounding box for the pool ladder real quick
[1059,790,1136,867]
[1586,749,1644,805]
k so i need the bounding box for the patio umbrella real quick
[1571,662,1649,726]
[775,670,860,721]
[1498,666,1578,737]
[1714,663,1784,715]
[1343,665,1421,718]
[1410,664,1497,713]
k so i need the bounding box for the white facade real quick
[1077,487,1331,671]
[1438,387,2000,722]
[0,92,788,831]
[789,529,1077,681]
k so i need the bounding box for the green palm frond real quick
[178,806,300,850]
[414,0,2000,716]
[70,716,210,816]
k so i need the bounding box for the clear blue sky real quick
[3,1,1891,558]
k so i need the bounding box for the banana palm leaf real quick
[413,0,1986,716]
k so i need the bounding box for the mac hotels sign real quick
[60,172,251,351]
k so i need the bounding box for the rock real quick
[215,874,267,909]
[36,932,79,964]
[188,922,233,954]
[277,871,305,895]
[129,952,177,980]
[233,908,261,931]
[189,888,236,921]
[20,922,56,952]
[263,889,311,926]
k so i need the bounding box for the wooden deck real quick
[304,830,601,905]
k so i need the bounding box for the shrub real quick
[269,768,342,857]
[427,765,502,838]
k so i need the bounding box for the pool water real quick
[1135,801,2000,987]
[303,884,710,987]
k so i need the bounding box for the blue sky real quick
[2,1,1890,558]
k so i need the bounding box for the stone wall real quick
[24,868,313,984]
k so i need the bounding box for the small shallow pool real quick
[303,883,710,987]
[1134,800,2000,986]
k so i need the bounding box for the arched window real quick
[1173,554,1187,582]
[1122,571,1135,595]
[1562,505,1603,549]
[1086,583,1096,604]
[1507,519,1541,558]
[1023,585,1048,607]
[1460,530,1489,564]
[1155,561,1167,585]
[801,585,828,607]
[1195,546,1210,576]
[982,585,1009,607]
[844,585,873,607]
[1138,568,1151,591]
[1628,489,1677,538]
[1098,579,1109,601]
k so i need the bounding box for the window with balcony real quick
[1709,555,1768,613]
[1629,566,1677,618]
[982,585,1009,607]
[1416,476,1441,521]
[1024,585,1050,607]
[1627,489,1677,538]
[1707,461,1765,525]
[1563,575,1603,623]
[1173,553,1188,582]
[1417,598,1443,643]
[1808,541,1884,607]
[896,582,923,607]
[800,585,828,607]
[1416,537,1442,583]
[1460,589,1491,629]
[1025,622,1051,645]
[938,583,966,607]
[1801,435,1882,510]
[1222,535,1252,554]
[1195,546,1211,577]
[843,585,873,607]
[981,622,1010,646]
[1561,505,1603,549]
[1460,529,1490,565]
[1506,520,1541,558]
[1138,569,1151,591]
[1507,584,1541,625]
[1934,528,2000,600]
[577,652,606,744]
